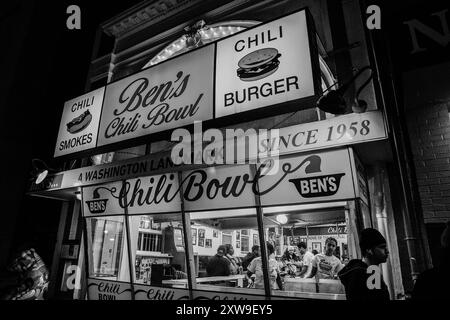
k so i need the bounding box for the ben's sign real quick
[54,8,320,158]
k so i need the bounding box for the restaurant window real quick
[137,232,163,252]
[85,216,130,282]
[261,202,360,299]
[241,231,250,253]
[128,214,188,288]
[188,209,265,295]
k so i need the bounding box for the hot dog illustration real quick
[66,110,92,134]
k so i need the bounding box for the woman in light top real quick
[247,242,281,289]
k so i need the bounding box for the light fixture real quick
[317,66,373,115]
[75,191,82,201]
[276,214,288,224]
[30,159,59,185]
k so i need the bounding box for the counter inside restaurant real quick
[162,275,346,300]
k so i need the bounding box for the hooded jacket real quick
[338,259,390,301]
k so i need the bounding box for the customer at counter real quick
[297,242,314,278]
[247,242,281,290]
[224,244,242,275]
[280,246,302,277]
[308,237,344,279]
[206,245,231,277]
[242,245,260,271]
[338,228,390,301]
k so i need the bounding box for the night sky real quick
[0,0,142,267]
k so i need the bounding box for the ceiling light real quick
[276,214,288,224]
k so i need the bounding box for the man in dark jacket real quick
[206,245,231,277]
[338,228,390,301]
[241,245,260,271]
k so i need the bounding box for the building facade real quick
[27,0,441,300]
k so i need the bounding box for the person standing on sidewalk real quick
[338,228,390,301]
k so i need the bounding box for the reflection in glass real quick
[86,216,130,281]
[188,209,265,295]
[129,214,188,288]
[263,202,353,298]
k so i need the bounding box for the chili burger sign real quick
[215,9,316,117]
[53,8,320,158]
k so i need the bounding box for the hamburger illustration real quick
[66,110,92,134]
[237,47,281,82]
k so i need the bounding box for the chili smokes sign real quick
[54,87,104,157]
[53,8,319,158]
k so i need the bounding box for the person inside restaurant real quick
[297,242,315,278]
[206,245,230,277]
[247,242,281,290]
[224,244,242,275]
[280,246,302,278]
[308,237,344,279]
[241,245,260,271]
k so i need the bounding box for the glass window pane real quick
[263,203,351,299]
[86,216,130,282]
[189,209,265,296]
[129,214,188,289]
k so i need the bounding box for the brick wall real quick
[407,101,450,223]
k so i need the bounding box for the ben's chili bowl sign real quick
[54,87,105,157]
[97,44,214,147]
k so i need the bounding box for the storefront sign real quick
[269,111,386,157]
[78,148,360,215]
[29,173,63,192]
[122,175,181,214]
[97,45,214,147]
[286,225,348,236]
[82,181,124,217]
[54,9,319,158]
[182,165,256,211]
[220,110,386,162]
[87,279,132,300]
[215,10,315,118]
[38,111,387,195]
[257,149,356,206]
[54,87,105,157]
[134,284,190,300]
[35,147,368,209]
[82,175,182,217]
